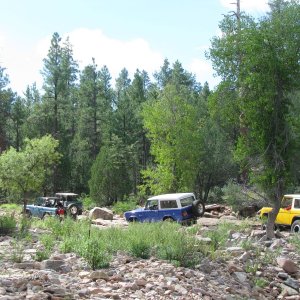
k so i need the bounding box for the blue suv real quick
[124,193,205,224]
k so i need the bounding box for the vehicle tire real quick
[291,220,300,233]
[128,217,137,222]
[42,213,50,220]
[192,200,205,217]
[25,210,32,218]
[68,205,78,216]
[261,222,278,231]
[163,217,174,222]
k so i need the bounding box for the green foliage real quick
[254,278,268,288]
[289,235,300,254]
[11,240,24,263]
[40,234,55,251]
[32,217,205,269]
[0,214,16,235]
[0,135,60,201]
[129,240,151,259]
[79,239,111,270]
[141,83,202,194]
[204,222,238,252]
[18,216,32,239]
[112,196,139,215]
[222,180,247,211]
[89,135,132,205]
[35,250,50,262]
[81,196,97,210]
[208,0,300,238]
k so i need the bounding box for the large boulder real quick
[89,207,113,220]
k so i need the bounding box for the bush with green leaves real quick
[0,214,16,235]
[289,235,300,254]
[82,196,97,210]
[112,196,140,215]
[221,180,267,213]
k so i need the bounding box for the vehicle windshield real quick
[180,196,194,207]
[145,200,158,210]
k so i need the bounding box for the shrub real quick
[222,180,267,213]
[112,196,139,215]
[35,250,50,261]
[289,235,300,254]
[82,196,97,210]
[79,239,111,270]
[0,214,16,235]
[11,240,24,263]
[18,216,31,238]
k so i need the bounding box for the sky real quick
[0,0,270,95]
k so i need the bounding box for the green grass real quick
[31,219,205,269]
[0,214,17,235]
[289,235,300,254]
[112,198,139,215]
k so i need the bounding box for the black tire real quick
[128,217,137,222]
[192,200,205,217]
[291,220,300,233]
[163,217,174,222]
[68,205,78,216]
[25,210,32,218]
[42,213,50,220]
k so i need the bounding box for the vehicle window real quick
[145,200,159,210]
[160,200,178,209]
[294,199,300,209]
[180,196,194,207]
[35,198,44,206]
[281,198,293,209]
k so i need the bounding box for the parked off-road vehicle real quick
[25,197,59,219]
[259,194,300,233]
[124,193,205,224]
[55,193,83,217]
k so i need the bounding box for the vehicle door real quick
[33,198,44,218]
[143,200,159,222]
[291,198,300,223]
[276,197,293,225]
[158,200,179,220]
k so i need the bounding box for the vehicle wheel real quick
[68,205,78,216]
[291,220,300,233]
[192,200,205,217]
[128,217,137,222]
[163,217,174,222]
[25,210,32,218]
[42,213,50,220]
[261,223,277,231]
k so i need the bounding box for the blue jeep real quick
[25,197,58,219]
[124,193,205,224]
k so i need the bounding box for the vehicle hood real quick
[125,207,144,215]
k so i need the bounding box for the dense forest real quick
[0,0,299,223]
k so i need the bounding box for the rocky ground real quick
[0,207,299,300]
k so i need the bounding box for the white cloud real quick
[220,0,270,13]
[189,58,220,89]
[37,28,164,88]
[2,28,164,95]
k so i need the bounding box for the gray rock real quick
[280,283,299,296]
[41,259,65,271]
[89,270,109,281]
[233,272,248,283]
[89,207,113,220]
[277,272,289,280]
[284,277,300,291]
